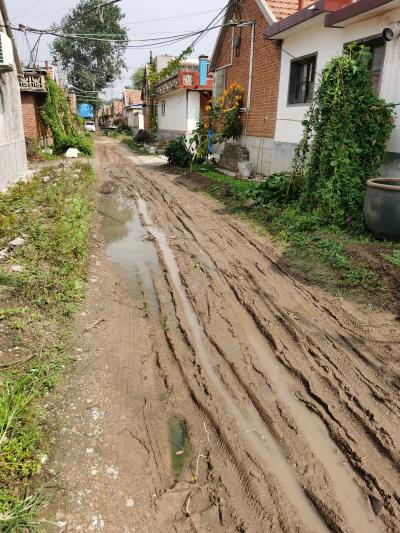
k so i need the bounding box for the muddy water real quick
[169,417,190,478]
[136,197,330,532]
[101,190,161,317]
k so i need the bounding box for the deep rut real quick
[96,138,400,532]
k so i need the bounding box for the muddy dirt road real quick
[46,137,400,532]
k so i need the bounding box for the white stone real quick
[65,148,79,158]
[126,498,134,507]
[9,237,25,247]
[10,265,24,272]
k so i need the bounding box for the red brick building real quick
[19,62,54,147]
[210,0,299,175]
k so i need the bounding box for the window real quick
[288,54,317,105]
[345,37,385,93]
[213,68,226,100]
[161,101,166,116]
[369,40,385,92]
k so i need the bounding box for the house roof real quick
[325,0,399,27]
[123,89,143,107]
[263,0,357,39]
[210,0,299,70]
[268,0,300,19]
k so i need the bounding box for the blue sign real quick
[78,103,94,119]
[199,56,209,86]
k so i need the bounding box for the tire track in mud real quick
[134,194,332,531]
[133,192,385,532]
[97,139,399,530]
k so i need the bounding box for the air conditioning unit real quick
[0,33,14,71]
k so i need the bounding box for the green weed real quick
[381,249,400,268]
[0,161,95,528]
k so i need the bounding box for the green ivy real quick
[293,46,395,227]
[40,76,93,156]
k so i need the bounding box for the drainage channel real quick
[136,196,330,532]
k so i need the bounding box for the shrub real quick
[165,137,192,167]
[134,129,151,144]
[293,46,395,226]
[246,173,302,205]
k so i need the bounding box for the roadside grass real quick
[0,162,95,530]
[186,164,398,307]
[381,249,400,268]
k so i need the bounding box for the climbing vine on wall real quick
[292,46,395,226]
[40,76,92,155]
[147,47,193,137]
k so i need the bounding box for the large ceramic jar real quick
[364,178,400,241]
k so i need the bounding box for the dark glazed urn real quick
[364,178,400,241]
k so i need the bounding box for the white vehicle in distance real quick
[85,120,96,133]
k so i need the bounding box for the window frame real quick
[287,52,318,107]
[161,100,166,117]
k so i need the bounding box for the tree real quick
[51,0,128,97]
[127,66,145,90]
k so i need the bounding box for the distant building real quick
[19,63,53,147]
[0,0,27,190]
[122,89,143,134]
[111,99,123,127]
[143,55,213,139]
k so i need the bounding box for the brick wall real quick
[21,93,41,141]
[212,0,282,139]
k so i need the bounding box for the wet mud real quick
[47,137,400,532]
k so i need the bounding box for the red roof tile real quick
[269,0,299,19]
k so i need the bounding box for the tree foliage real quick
[51,0,128,95]
[293,46,395,226]
[127,66,145,90]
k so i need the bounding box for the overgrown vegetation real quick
[40,77,93,155]
[293,46,395,227]
[165,137,192,167]
[0,163,95,529]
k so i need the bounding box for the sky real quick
[8,0,226,98]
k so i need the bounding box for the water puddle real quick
[101,190,161,317]
[136,197,329,532]
[169,417,190,478]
